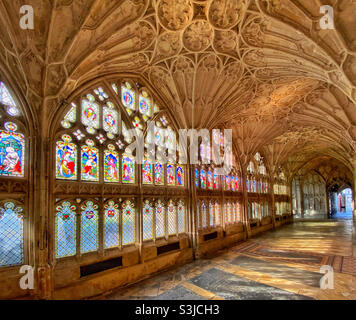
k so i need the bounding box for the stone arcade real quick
[0,0,355,300]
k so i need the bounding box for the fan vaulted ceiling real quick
[0,0,355,181]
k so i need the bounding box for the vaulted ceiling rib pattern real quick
[0,0,355,181]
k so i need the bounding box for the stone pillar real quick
[326,189,331,218]
[351,158,356,221]
[270,178,276,228]
[241,169,250,237]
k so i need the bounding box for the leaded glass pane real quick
[177,201,185,234]
[209,202,214,227]
[122,201,135,245]
[0,202,23,266]
[200,169,206,189]
[139,94,151,116]
[167,203,176,235]
[104,201,120,249]
[143,202,153,241]
[103,105,119,137]
[155,202,165,238]
[201,202,207,229]
[121,84,135,111]
[55,201,76,258]
[215,203,221,226]
[80,201,99,254]
[81,98,100,134]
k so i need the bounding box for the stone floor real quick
[98,220,356,300]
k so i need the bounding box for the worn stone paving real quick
[101,220,356,300]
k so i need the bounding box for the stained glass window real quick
[122,154,135,184]
[139,92,151,117]
[80,201,99,254]
[0,202,23,266]
[55,201,76,258]
[103,103,119,139]
[61,103,76,129]
[231,177,236,191]
[0,122,25,177]
[177,201,185,234]
[104,145,119,183]
[121,83,136,111]
[81,140,99,182]
[201,202,207,229]
[225,175,231,191]
[225,201,232,224]
[81,95,100,134]
[215,202,221,226]
[213,171,219,190]
[209,202,214,227]
[207,170,213,190]
[142,158,153,185]
[200,169,206,189]
[167,164,175,186]
[154,163,164,185]
[122,201,135,245]
[104,201,120,249]
[195,168,199,188]
[0,82,19,116]
[176,166,184,186]
[167,201,176,235]
[143,201,153,241]
[155,202,165,238]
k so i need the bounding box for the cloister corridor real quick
[94,219,356,301]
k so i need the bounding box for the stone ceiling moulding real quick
[0,0,355,173]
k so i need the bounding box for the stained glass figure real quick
[0,122,25,177]
[142,201,153,241]
[167,202,176,235]
[176,166,184,186]
[231,177,236,192]
[81,96,100,134]
[81,140,99,181]
[177,201,185,234]
[200,169,206,189]
[104,145,119,183]
[122,154,135,184]
[139,92,151,116]
[142,158,153,185]
[121,83,136,111]
[207,170,213,190]
[154,163,164,185]
[80,201,99,254]
[104,201,120,248]
[122,201,135,245]
[0,202,23,266]
[167,164,175,186]
[155,202,165,238]
[55,201,76,258]
[213,171,219,190]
